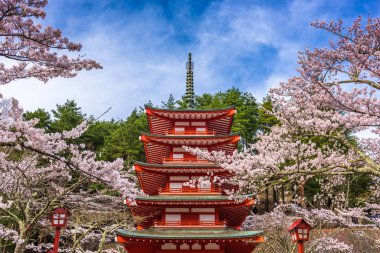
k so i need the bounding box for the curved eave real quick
[134,162,228,174]
[145,106,236,135]
[145,105,236,116]
[137,167,228,175]
[116,228,265,241]
[131,195,254,207]
[141,133,240,164]
[140,133,240,146]
[135,161,220,169]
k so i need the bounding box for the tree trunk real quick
[272,187,277,208]
[345,176,350,209]
[13,230,27,253]
[299,181,306,208]
[265,188,270,212]
[281,185,285,204]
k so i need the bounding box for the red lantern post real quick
[50,207,70,253]
[288,218,311,253]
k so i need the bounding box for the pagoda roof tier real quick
[140,132,240,145]
[140,133,239,164]
[130,195,254,206]
[134,162,231,195]
[128,200,254,228]
[135,161,229,174]
[145,106,236,136]
[116,229,264,253]
[116,228,264,240]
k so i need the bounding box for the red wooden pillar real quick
[52,227,61,253]
[297,241,305,253]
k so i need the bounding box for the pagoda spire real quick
[185,53,195,108]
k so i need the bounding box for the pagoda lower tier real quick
[125,195,255,229]
[116,229,265,253]
[117,193,265,252]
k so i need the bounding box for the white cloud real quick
[0,0,373,118]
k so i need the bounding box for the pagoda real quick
[116,53,264,253]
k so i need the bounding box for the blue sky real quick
[1,0,379,119]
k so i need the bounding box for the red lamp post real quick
[288,218,311,253]
[50,207,70,253]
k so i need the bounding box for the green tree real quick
[80,119,118,153]
[195,88,260,147]
[161,94,176,109]
[50,100,85,132]
[22,108,51,130]
[102,109,149,165]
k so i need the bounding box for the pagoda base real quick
[121,242,258,253]
[116,228,264,253]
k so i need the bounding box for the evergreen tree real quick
[194,88,260,147]
[22,108,51,130]
[80,119,118,153]
[50,100,86,132]
[161,94,176,109]
[102,109,149,165]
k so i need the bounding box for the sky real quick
[0,0,379,120]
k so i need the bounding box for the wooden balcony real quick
[154,220,226,228]
[158,187,222,195]
[166,130,216,136]
[162,157,214,165]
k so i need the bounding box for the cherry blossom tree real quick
[0,106,138,253]
[0,0,101,84]
[189,16,380,204]
[243,204,380,253]
[0,1,137,252]
[188,16,380,252]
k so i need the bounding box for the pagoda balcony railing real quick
[162,157,214,164]
[158,187,222,195]
[166,129,216,135]
[154,220,226,228]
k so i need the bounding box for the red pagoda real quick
[116,53,264,253]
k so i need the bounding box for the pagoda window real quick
[169,182,183,190]
[174,121,190,126]
[199,214,215,224]
[161,243,177,250]
[191,122,206,126]
[172,153,184,159]
[174,127,185,132]
[168,176,190,192]
[196,127,206,132]
[173,147,185,152]
[165,214,181,224]
[191,208,215,213]
[205,243,220,250]
[165,208,189,213]
[170,176,189,181]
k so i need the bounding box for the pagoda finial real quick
[185,53,195,108]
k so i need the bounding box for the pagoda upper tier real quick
[145,106,236,135]
[140,133,240,164]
